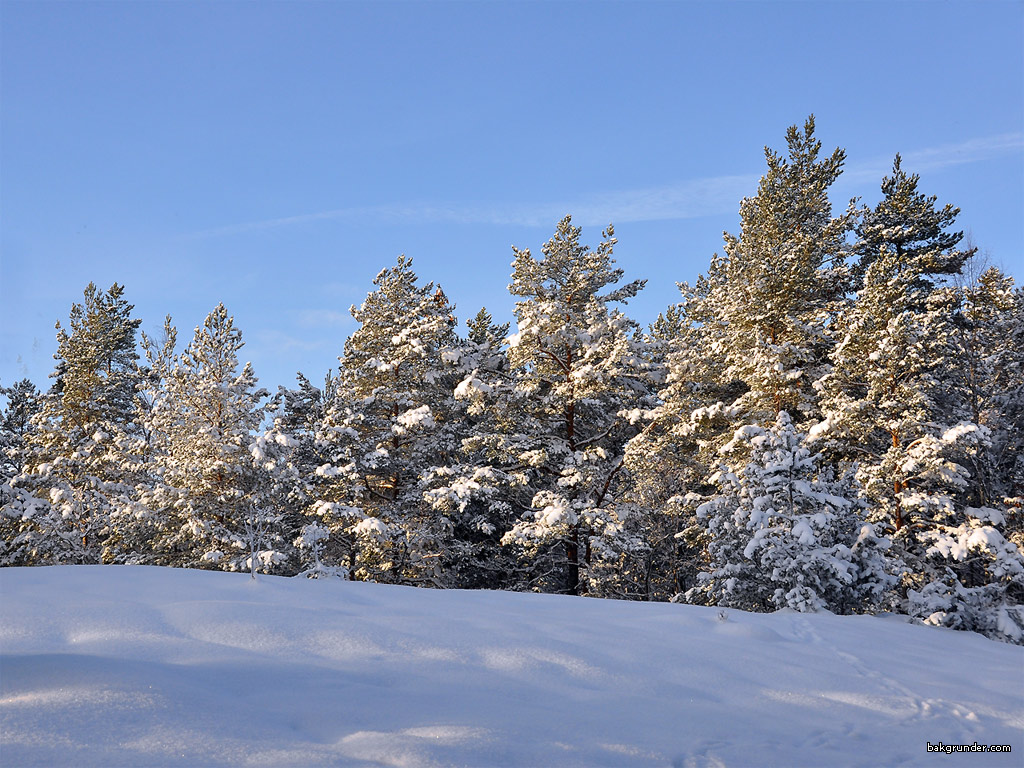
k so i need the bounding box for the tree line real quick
[3,117,1022,643]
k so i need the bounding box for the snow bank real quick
[1,566,1021,767]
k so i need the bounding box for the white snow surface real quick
[1,566,1022,767]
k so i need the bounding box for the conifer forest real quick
[3,118,1022,644]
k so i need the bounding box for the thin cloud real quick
[296,309,355,329]
[182,132,1022,238]
[843,132,1024,184]
[182,176,756,239]
[249,329,327,354]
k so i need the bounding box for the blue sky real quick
[2,0,1021,394]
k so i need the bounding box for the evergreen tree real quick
[0,379,51,566]
[624,262,739,600]
[139,306,289,573]
[687,412,894,613]
[435,217,655,596]
[421,307,522,590]
[627,118,855,599]
[305,256,461,584]
[271,370,338,569]
[951,268,1024,514]
[0,379,41,445]
[853,155,975,292]
[12,283,145,564]
[0,378,42,492]
[814,162,1024,643]
[715,116,854,421]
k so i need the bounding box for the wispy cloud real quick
[183,176,756,239]
[183,132,1022,238]
[296,309,355,328]
[843,132,1024,184]
[249,329,328,355]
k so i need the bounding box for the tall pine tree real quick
[14,283,145,563]
[303,256,461,584]
[139,306,288,573]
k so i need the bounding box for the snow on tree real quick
[0,379,55,566]
[304,256,461,585]
[906,504,1024,644]
[813,160,1024,642]
[853,154,974,293]
[626,118,855,600]
[623,260,743,600]
[1,122,1017,645]
[902,287,1024,643]
[0,380,41,446]
[432,217,655,596]
[951,268,1024,517]
[270,370,339,567]
[687,412,894,614]
[139,306,289,574]
[713,116,854,421]
[0,379,41,494]
[9,284,146,564]
[420,307,524,590]
[813,254,958,533]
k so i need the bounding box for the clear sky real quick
[2,0,1021,395]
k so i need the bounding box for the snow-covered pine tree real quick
[627,118,856,600]
[421,307,523,590]
[911,267,1024,644]
[268,370,339,576]
[813,160,1024,642]
[0,380,41,494]
[11,283,146,564]
[140,306,290,574]
[436,217,655,596]
[815,157,977,523]
[305,256,461,585]
[853,154,974,294]
[715,116,854,422]
[687,411,894,613]
[0,379,53,566]
[952,267,1024,516]
[623,261,739,600]
[0,380,41,447]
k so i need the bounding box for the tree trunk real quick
[565,527,580,596]
[892,429,904,530]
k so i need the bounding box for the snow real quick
[2,566,1022,767]
[395,405,435,432]
[941,422,983,444]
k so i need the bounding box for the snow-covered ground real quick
[1,566,1021,767]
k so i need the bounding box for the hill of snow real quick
[1,566,1021,767]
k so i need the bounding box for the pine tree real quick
[687,412,894,613]
[0,379,41,490]
[952,268,1024,513]
[272,370,338,563]
[0,379,51,566]
[305,256,461,584]
[853,154,975,293]
[814,160,971,527]
[0,380,41,445]
[13,283,145,564]
[714,116,854,421]
[627,118,855,600]
[624,262,740,600]
[421,307,521,590]
[435,217,655,596]
[906,267,1024,644]
[813,162,1024,642]
[140,306,288,573]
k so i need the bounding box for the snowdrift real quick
[1,565,1021,767]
